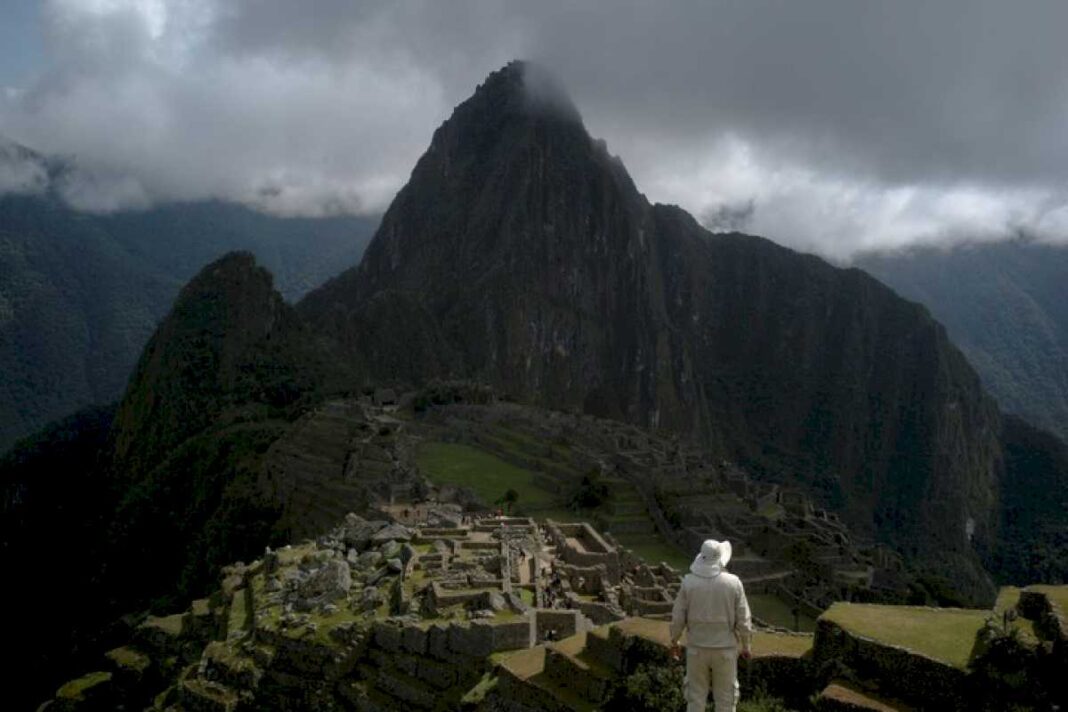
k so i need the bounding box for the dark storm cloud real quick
[1,0,1067,258]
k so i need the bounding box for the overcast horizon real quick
[2,0,1068,261]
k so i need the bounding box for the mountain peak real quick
[472,60,581,123]
[428,61,584,154]
[111,251,327,476]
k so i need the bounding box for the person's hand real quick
[740,649,752,660]
[670,644,682,661]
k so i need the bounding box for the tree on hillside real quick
[497,488,519,514]
[570,470,610,510]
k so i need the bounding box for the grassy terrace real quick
[57,671,112,701]
[417,442,563,514]
[417,439,690,567]
[623,538,689,572]
[821,603,987,669]
[749,593,817,633]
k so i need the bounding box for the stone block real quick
[373,621,403,652]
[535,610,580,642]
[177,678,239,712]
[492,619,533,651]
[449,621,494,657]
[416,656,459,689]
[427,623,450,660]
[401,624,428,655]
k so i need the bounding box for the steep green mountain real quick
[110,251,334,475]
[0,173,377,453]
[858,240,1068,443]
[300,62,1003,599]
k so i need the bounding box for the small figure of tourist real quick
[669,539,752,712]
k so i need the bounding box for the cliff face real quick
[300,62,1003,598]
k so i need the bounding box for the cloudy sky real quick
[2,0,1068,260]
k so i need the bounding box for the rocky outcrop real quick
[299,61,1003,600]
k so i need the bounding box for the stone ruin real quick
[251,388,924,635]
[38,510,690,711]
[39,502,1068,711]
[412,396,917,624]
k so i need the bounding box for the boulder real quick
[297,559,351,604]
[359,586,384,612]
[342,518,388,551]
[356,551,383,570]
[487,592,507,612]
[372,523,413,544]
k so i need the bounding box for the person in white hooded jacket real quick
[669,539,753,712]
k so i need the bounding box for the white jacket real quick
[669,570,753,650]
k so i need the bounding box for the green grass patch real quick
[227,588,251,635]
[57,671,112,700]
[417,442,560,511]
[143,612,185,637]
[751,631,813,657]
[105,646,151,673]
[490,425,573,459]
[460,672,499,705]
[624,537,689,572]
[821,603,986,668]
[749,594,817,633]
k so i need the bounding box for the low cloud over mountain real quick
[2,1,1068,257]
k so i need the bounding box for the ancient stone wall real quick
[535,610,581,641]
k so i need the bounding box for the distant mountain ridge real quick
[0,148,378,451]
[858,240,1068,443]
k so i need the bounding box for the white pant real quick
[685,646,739,712]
